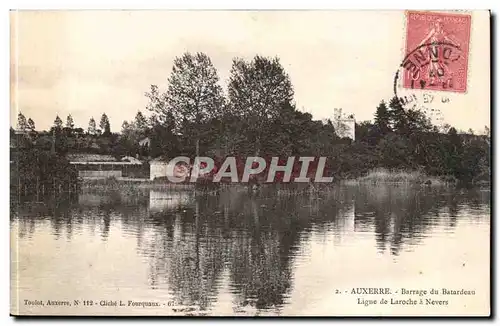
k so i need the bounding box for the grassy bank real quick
[342,168,457,186]
[80,177,338,195]
[81,177,196,191]
[81,168,466,193]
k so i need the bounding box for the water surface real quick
[11,185,490,316]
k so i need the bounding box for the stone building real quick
[333,108,356,141]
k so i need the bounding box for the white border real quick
[1,1,497,325]
[3,0,498,10]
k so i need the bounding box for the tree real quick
[134,111,147,134]
[54,115,63,129]
[388,97,408,134]
[438,123,452,134]
[355,121,378,145]
[228,55,294,154]
[17,112,28,131]
[146,52,224,126]
[66,114,74,128]
[27,118,35,132]
[229,55,293,120]
[120,114,148,145]
[149,122,180,158]
[88,117,97,135]
[148,113,159,128]
[121,121,131,134]
[406,105,433,132]
[377,133,414,169]
[145,53,225,157]
[100,113,111,136]
[483,126,490,137]
[374,101,391,135]
[145,85,167,124]
[388,97,432,135]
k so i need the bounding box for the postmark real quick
[403,10,471,93]
[393,42,459,127]
[392,11,472,127]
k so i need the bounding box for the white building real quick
[150,158,173,180]
[149,157,190,181]
[67,153,143,179]
[333,108,355,141]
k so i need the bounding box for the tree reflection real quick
[353,185,490,255]
[11,185,491,314]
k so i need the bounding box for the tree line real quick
[135,52,489,183]
[16,112,112,136]
[12,112,113,198]
[12,52,490,184]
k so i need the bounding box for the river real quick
[10,185,490,316]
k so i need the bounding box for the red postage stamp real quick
[403,11,471,93]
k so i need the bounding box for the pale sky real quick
[10,10,490,132]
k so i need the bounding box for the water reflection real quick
[11,185,490,314]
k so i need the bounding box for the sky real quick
[10,10,490,132]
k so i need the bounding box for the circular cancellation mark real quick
[393,42,464,126]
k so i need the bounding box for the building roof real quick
[69,161,142,165]
[150,156,190,164]
[150,156,170,163]
[66,153,117,162]
[121,156,143,164]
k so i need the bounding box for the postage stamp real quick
[403,11,471,93]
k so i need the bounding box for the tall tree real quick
[100,113,111,136]
[144,85,167,123]
[445,127,463,177]
[17,112,28,131]
[27,118,35,131]
[388,97,408,134]
[54,115,63,129]
[134,111,147,134]
[374,101,391,135]
[148,113,159,128]
[388,96,432,135]
[405,108,433,133]
[66,114,75,128]
[146,52,224,157]
[121,121,130,134]
[228,55,294,154]
[146,52,224,126]
[88,117,97,135]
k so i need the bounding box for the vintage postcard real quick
[10,10,491,317]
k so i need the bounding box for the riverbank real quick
[80,178,335,194]
[342,168,457,186]
[81,177,196,191]
[80,168,489,192]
